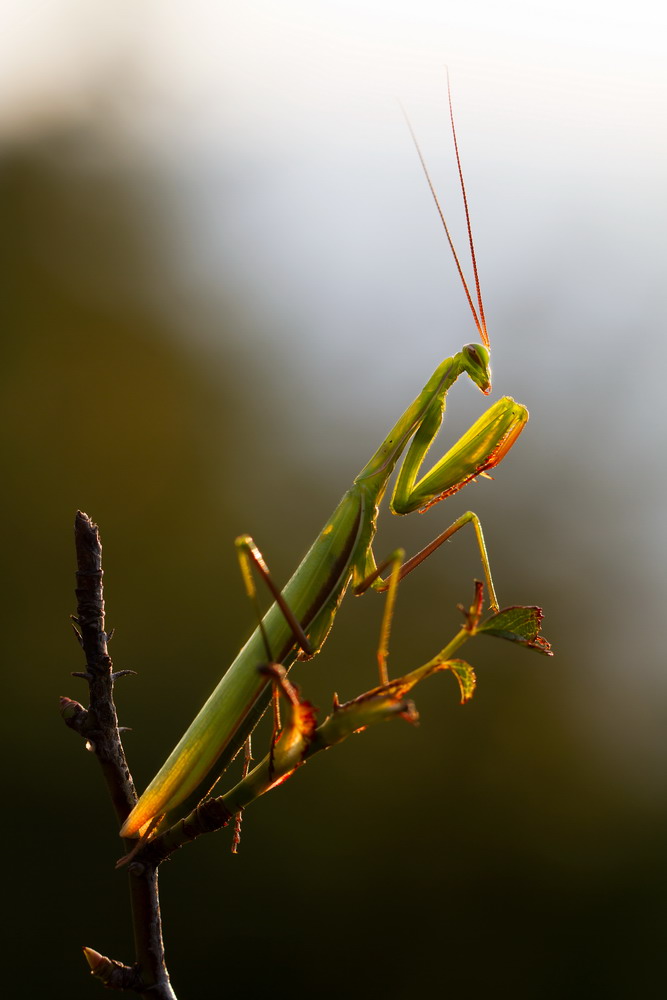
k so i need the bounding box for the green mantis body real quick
[121,86,529,839]
[121,345,527,837]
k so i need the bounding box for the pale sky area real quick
[1,1,664,138]
[2,1,664,435]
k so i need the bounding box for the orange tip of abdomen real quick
[120,804,155,839]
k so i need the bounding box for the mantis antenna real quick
[401,71,489,349]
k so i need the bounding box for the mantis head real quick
[461,343,492,395]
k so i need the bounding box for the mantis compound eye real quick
[463,343,488,368]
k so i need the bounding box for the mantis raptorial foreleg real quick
[353,393,525,613]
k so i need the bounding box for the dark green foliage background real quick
[2,120,665,1000]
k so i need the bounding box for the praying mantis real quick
[120,82,529,840]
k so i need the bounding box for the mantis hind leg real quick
[235,534,313,659]
[234,535,313,803]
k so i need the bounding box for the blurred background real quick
[2,2,666,997]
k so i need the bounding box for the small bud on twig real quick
[82,946,139,989]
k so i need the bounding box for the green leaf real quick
[477,605,553,655]
[448,660,477,703]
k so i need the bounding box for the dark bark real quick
[62,512,176,999]
[133,796,234,868]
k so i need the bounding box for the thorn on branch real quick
[112,669,137,680]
